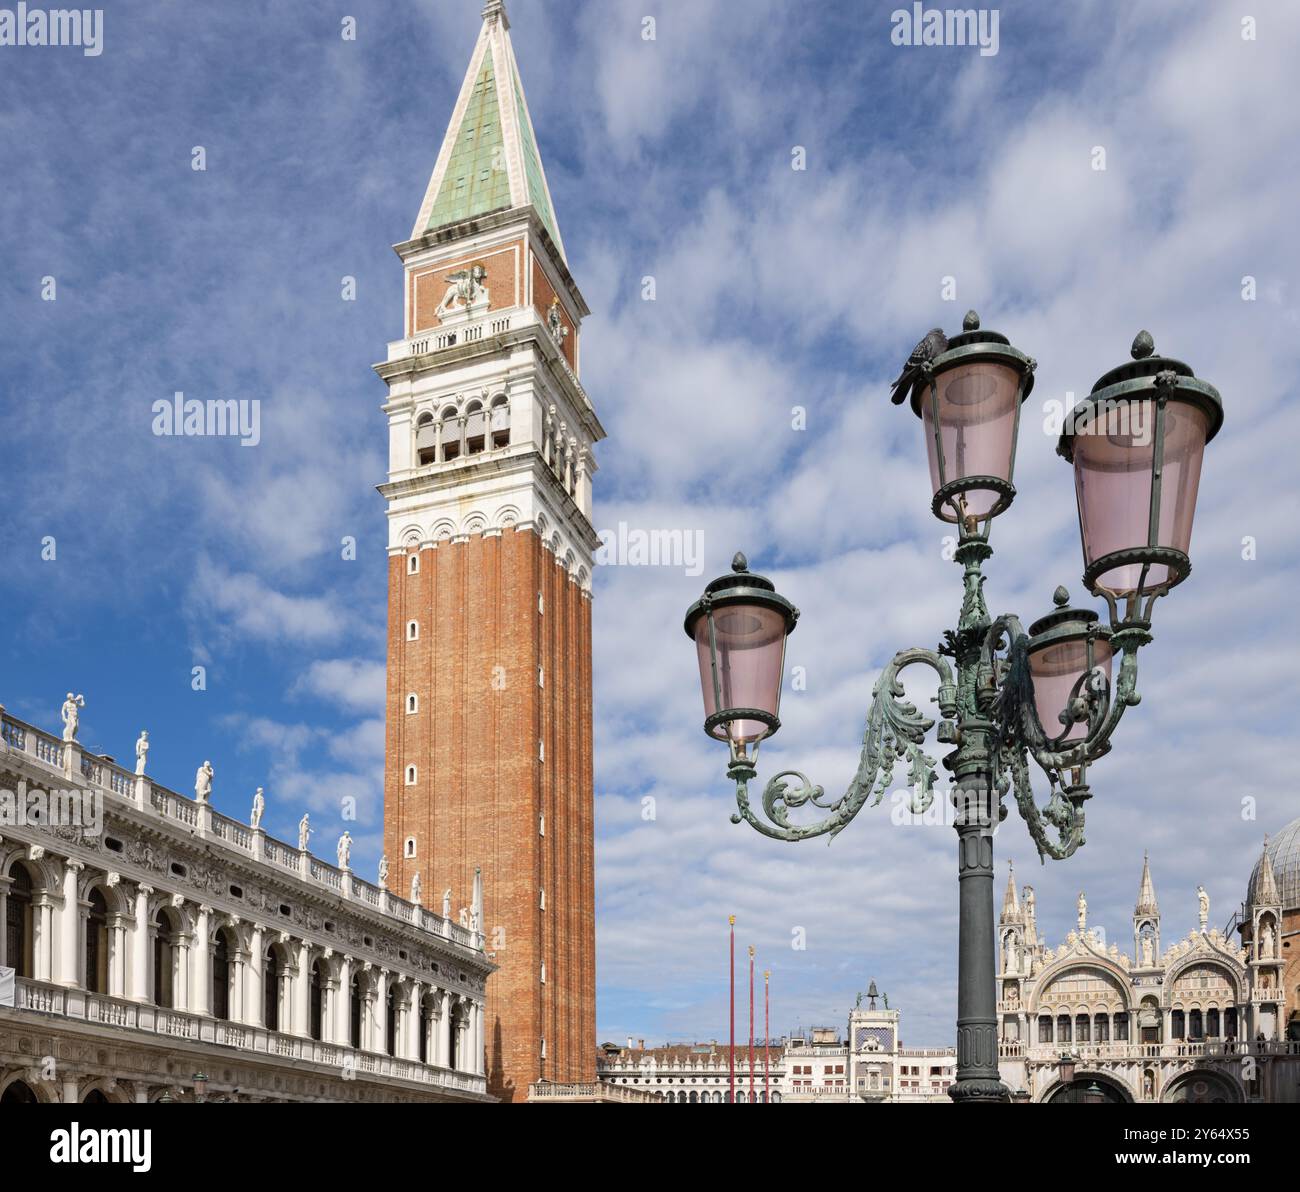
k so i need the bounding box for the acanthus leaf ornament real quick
[728,647,954,842]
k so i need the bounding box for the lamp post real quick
[728,914,735,1104]
[748,945,755,1105]
[684,314,1221,1104]
[764,969,770,1105]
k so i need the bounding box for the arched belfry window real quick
[416,412,437,466]
[490,396,510,449]
[464,401,485,455]
[441,406,461,462]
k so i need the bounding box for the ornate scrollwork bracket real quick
[728,647,956,843]
[983,611,1146,862]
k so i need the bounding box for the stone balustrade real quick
[12,978,487,1098]
[0,708,478,951]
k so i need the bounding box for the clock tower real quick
[375,0,602,1102]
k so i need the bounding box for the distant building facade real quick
[997,834,1300,1104]
[596,988,954,1103]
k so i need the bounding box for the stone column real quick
[423,993,439,1060]
[192,906,211,1015]
[468,1001,479,1074]
[231,944,247,1023]
[375,969,389,1054]
[323,974,339,1044]
[174,930,191,1011]
[295,941,312,1037]
[33,894,55,982]
[336,956,352,1045]
[107,913,128,997]
[476,1002,485,1075]
[455,998,468,1071]
[439,991,452,1068]
[410,988,422,1060]
[61,1074,78,1104]
[56,859,84,987]
[247,927,264,1027]
[0,877,9,969]
[131,886,152,1001]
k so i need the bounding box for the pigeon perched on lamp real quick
[888,326,949,405]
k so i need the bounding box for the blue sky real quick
[2,0,1298,1048]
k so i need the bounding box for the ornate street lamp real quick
[683,554,799,763]
[685,315,1220,1104]
[1059,328,1222,634]
[906,311,1036,530]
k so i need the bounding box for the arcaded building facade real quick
[0,708,492,1104]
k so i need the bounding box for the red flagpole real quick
[728,915,735,1104]
[764,969,770,1104]
[748,945,755,1104]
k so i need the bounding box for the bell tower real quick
[375,0,603,1102]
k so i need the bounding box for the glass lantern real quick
[1059,331,1222,607]
[683,553,798,755]
[905,311,1036,529]
[1026,588,1113,746]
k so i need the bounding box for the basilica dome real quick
[1247,816,1300,910]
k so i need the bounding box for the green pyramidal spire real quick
[413,1,566,259]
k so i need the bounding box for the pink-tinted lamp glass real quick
[694,603,787,746]
[922,361,1022,521]
[1073,402,1208,594]
[1028,638,1114,742]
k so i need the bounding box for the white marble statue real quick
[1261,920,1276,959]
[1197,885,1209,932]
[337,831,352,871]
[435,263,489,320]
[377,854,389,889]
[459,907,469,929]
[411,872,422,905]
[194,759,213,804]
[134,730,149,776]
[1023,886,1035,920]
[1141,935,1154,967]
[60,692,84,743]
[443,888,452,919]
[250,787,265,829]
[1076,891,1087,933]
[298,813,311,851]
